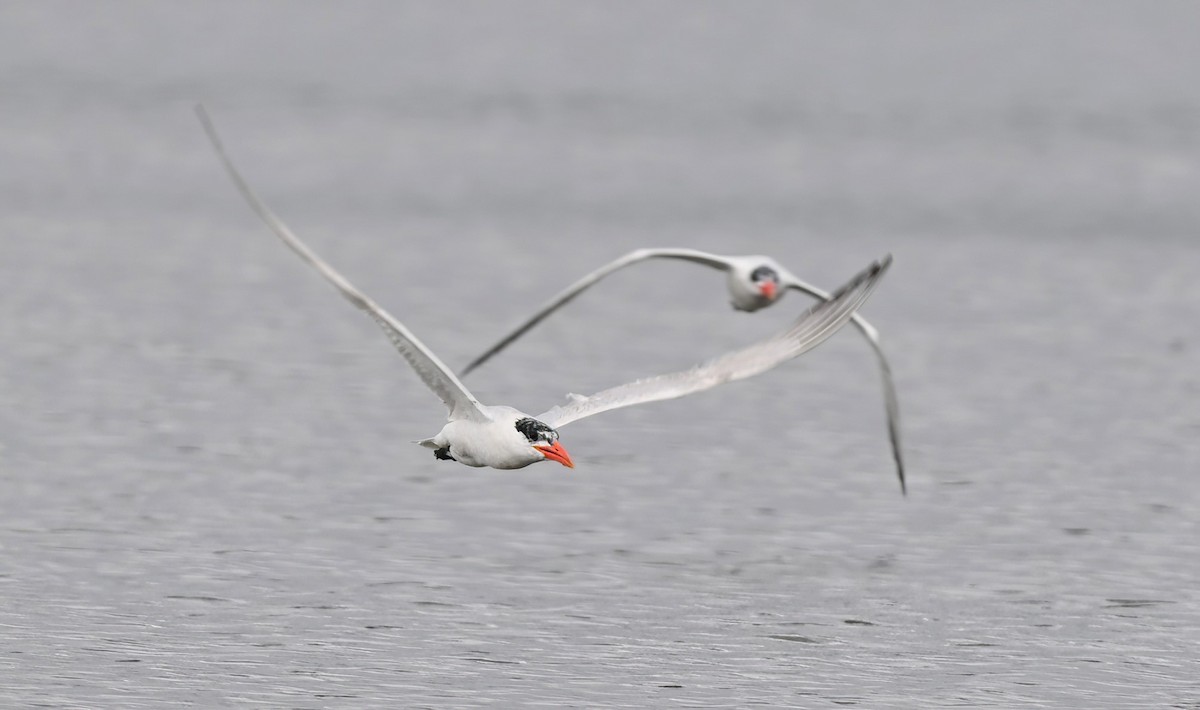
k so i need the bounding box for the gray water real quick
[2,2,1198,707]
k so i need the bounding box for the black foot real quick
[434,447,456,462]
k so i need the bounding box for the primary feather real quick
[538,256,891,430]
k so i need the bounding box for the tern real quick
[461,248,906,488]
[197,106,892,474]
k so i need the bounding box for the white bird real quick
[461,248,906,490]
[197,106,892,473]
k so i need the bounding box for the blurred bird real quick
[461,248,906,490]
[197,105,891,474]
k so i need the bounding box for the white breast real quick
[436,410,543,470]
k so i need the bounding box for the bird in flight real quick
[196,106,892,474]
[461,248,906,488]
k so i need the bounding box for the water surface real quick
[1,3,1198,707]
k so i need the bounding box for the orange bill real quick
[535,441,575,468]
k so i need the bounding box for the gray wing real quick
[537,255,891,431]
[196,105,487,423]
[461,248,733,376]
[783,274,905,494]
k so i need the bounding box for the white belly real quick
[433,418,542,470]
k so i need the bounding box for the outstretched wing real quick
[461,248,733,376]
[783,274,905,494]
[196,105,487,422]
[537,255,891,431]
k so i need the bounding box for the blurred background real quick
[1,2,1197,707]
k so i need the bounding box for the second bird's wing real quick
[461,248,733,375]
[782,273,906,493]
[536,255,891,430]
[197,105,488,423]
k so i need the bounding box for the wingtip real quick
[874,253,893,275]
[194,103,213,126]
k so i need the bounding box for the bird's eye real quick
[750,266,778,283]
[515,417,557,443]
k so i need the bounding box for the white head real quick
[726,257,784,312]
[513,416,574,468]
